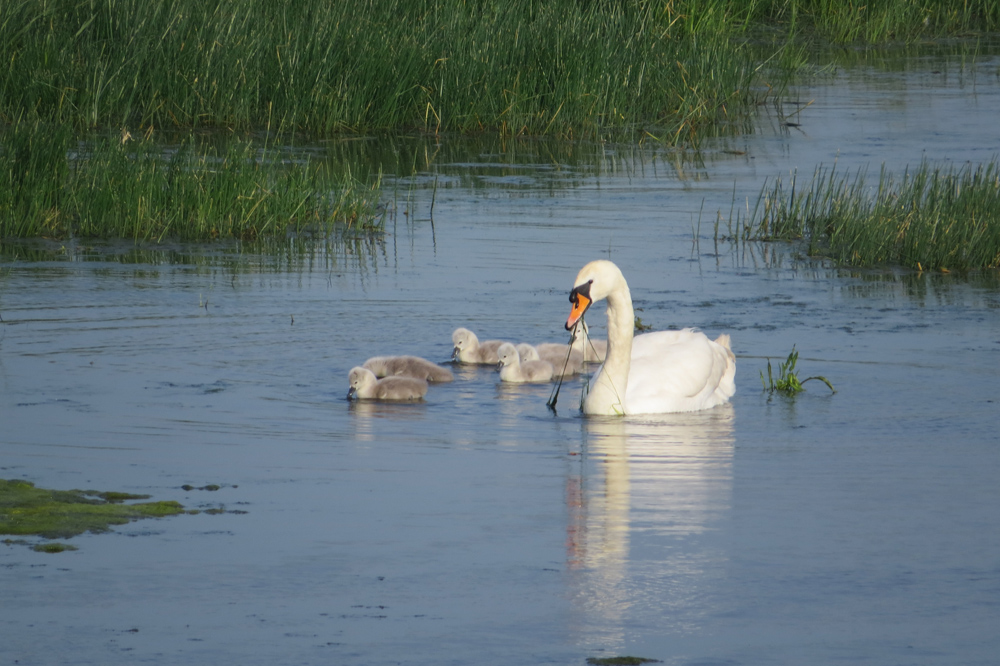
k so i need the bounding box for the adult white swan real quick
[566,260,735,415]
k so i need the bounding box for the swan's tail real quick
[713,333,737,400]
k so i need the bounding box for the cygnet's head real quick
[347,366,376,399]
[516,343,540,361]
[496,342,520,370]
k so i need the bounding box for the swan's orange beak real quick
[566,282,593,330]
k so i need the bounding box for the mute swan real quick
[566,260,735,415]
[363,355,454,382]
[497,343,554,383]
[452,327,507,365]
[347,367,428,401]
[517,343,581,377]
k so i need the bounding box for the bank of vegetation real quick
[1,0,998,243]
[0,121,382,242]
[731,160,1000,271]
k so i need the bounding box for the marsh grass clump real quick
[731,160,1000,271]
[0,478,185,542]
[0,122,383,241]
[761,346,835,395]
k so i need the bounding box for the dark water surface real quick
[2,54,999,665]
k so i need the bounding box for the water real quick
[2,53,1000,665]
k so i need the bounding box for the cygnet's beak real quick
[346,386,357,400]
[495,359,504,372]
[566,281,593,330]
[451,346,461,361]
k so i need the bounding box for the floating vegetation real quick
[0,122,384,241]
[586,657,662,666]
[728,160,1000,271]
[761,346,836,396]
[0,478,185,548]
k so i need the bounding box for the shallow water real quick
[2,53,1000,665]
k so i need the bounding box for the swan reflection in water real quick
[567,405,735,654]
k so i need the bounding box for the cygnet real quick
[569,321,607,362]
[452,327,507,365]
[516,343,581,378]
[363,355,454,382]
[347,367,428,401]
[496,342,554,383]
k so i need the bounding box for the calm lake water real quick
[2,51,999,665]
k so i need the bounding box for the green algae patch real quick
[0,479,185,541]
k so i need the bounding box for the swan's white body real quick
[347,366,428,401]
[497,343,554,383]
[452,327,507,365]
[363,355,454,382]
[567,260,735,416]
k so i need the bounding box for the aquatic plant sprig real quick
[761,346,835,395]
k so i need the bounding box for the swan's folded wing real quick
[626,329,733,413]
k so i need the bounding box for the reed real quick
[0,121,382,241]
[733,160,1000,271]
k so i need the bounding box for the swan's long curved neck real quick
[585,282,634,415]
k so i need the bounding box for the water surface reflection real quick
[569,407,735,655]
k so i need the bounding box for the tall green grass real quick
[747,0,1000,43]
[0,121,382,241]
[3,0,993,138]
[0,0,786,140]
[731,160,1000,270]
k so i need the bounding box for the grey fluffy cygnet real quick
[363,355,454,382]
[496,343,553,383]
[516,343,581,378]
[347,367,428,401]
[568,321,607,362]
[451,327,507,365]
